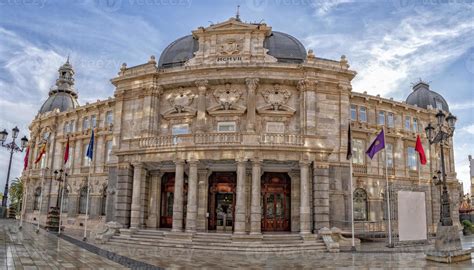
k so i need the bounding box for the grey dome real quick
[406,82,449,111]
[263,31,306,63]
[158,31,307,68]
[158,35,199,68]
[39,92,79,114]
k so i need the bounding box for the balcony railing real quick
[353,164,367,174]
[260,134,304,146]
[139,133,305,148]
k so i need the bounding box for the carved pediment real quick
[208,84,246,116]
[258,84,296,117]
[162,88,197,119]
[218,38,243,55]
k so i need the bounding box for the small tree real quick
[9,178,24,214]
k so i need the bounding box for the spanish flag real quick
[34,143,46,164]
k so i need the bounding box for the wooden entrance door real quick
[262,173,291,232]
[160,173,187,228]
[208,172,236,231]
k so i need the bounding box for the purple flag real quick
[366,129,385,159]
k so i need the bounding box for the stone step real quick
[135,230,166,236]
[109,237,325,249]
[106,240,326,253]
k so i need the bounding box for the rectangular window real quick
[64,121,69,134]
[386,143,394,168]
[69,120,75,133]
[266,122,285,134]
[91,115,97,128]
[106,140,113,163]
[405,116,411,131]
[359,107,367,122]
[387,113,394,128]
[83,144,90,166]
[83,117,89,130]
[171,124,189,135]
[217,121,236,132]
[435,100,443,110]
[105,111,113,125]
[350,105,357,121]
[352,139,365,165]
[377,111,385,126]
[65,145,73,168]
[407,147,417,171]
[413,118,418,133]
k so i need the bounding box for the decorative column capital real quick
[236,157,248,165]
[251,158,263,167]
[299,160,312,167]
[245,78,259,92]
[195,79,209,93]
[297,79,318,92]
[174,159,185,166]
[188,158,199,167]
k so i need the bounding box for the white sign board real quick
[397,191,427,241]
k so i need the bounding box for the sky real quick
[0,0,473,196]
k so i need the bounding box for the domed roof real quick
[158,35,199,69]
[406,82,449,112]
[263,31,306,63]
[39,59,80,114]
[39,92,79,113]
[158,31,306,68]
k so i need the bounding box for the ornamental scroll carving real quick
[167,87,195,113]
[261,84,291,111]
[213,83,243,110]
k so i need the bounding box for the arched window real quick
[101,186,107,216]
[79,186,89,214]
[33,187,41,210]
[353,188,368,221]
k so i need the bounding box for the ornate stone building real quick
[21,18,461,247]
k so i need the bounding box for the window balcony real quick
[353,164,367,175]
[260,133,304,146]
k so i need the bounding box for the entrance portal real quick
[208,172,236,231]
[262,173,291,232]
[159,173,187,228]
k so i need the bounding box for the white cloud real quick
[451,101,474,111]
[460,124,474,135]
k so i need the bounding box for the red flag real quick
[23,147,30,171]
[64,137,70,164]
[415,135,427,165]
[34,144,46,164]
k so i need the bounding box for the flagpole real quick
[58,170,66,235]
[384,129,393,247]
[36,174,44,233]
[83,130,94,241]
[19,178,27,230]
[350,156,355,250]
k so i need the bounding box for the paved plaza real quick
[1,219,474,269]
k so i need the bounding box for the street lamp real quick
[425,111,457,226]
[1,126,28,208]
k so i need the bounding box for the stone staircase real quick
[106,229,327,253]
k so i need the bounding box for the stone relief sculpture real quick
[162,87,197,119]
[261,84,291,111]
[213,83,243,110]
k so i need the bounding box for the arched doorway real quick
[160,173,188,228]
[262,172,291,232]
[208,172,236,231]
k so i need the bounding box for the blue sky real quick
[0,0,473,194]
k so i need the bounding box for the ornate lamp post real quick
[425,111,456,226]
[425,111,472,263]
[0,127,28,208]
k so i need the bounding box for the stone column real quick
[300,160,311,234]
[195,80,208,133]
[67,195,79,217]
[197,169,209,231]
[297,79,318,135]
[250,159,262,234]
[89,195,102,218]
[185,160,199,233]
[115,163,133,227]
[313,163,330,231]
[289,171,300,232]
[130,163,145,229]
[234,159,247,234]
[245,78,259,132]
[147,173,162,228]
[172,159,185,232]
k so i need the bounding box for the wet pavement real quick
[1,218,474,269]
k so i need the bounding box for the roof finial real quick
[236,5,241,21]
[66,54,70,64]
